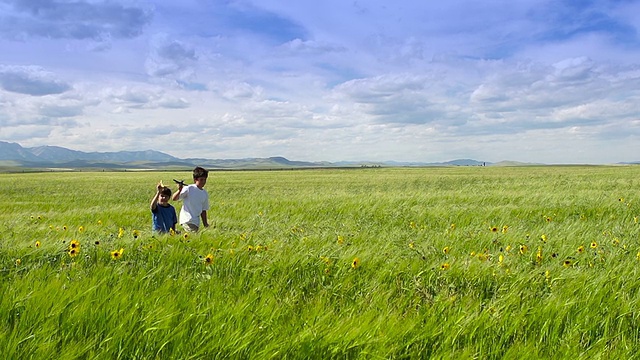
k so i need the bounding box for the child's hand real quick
[156,181,164,192]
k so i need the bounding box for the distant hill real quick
[336,159,490,167]
[0,141,42,161]
[0,141,337,170]
[185,156,331,169]
[0,141,181,168]
[0,141,495,170]
[27,145,179,163]
[490,160,543,166]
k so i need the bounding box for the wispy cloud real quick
[0,0,151,40]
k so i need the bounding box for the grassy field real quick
[1,166,640,359]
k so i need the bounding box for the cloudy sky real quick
[1,0,640,164]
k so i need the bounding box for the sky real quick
[1,0,640,164]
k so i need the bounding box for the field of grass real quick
[1,166,640,359]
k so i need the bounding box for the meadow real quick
[1,166,640,359]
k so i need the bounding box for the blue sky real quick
[1,0,640,164]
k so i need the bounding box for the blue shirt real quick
[152,204,177,233]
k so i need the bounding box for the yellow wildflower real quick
[204,254,214,265]
[440,263,450,270]
[443,246,451,255]
[110,248,124,260]
[519,244,528,254]
[351,257,360,269]
[536,247,543,264]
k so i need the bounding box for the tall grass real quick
[1,166,640,358]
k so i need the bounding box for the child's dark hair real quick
[193,166,209,179]
[160,187,172,197]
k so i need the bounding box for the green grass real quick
[1,166,640,359]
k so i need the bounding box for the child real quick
[173,166,210,232]
[150,181,178,233]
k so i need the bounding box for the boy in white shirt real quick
[173,166,210,232]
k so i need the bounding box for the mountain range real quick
[0,140,490,170]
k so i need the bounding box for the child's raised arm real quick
[172,182,183,201]
[150,181,163,210]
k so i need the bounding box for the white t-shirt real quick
[178,184,210,227]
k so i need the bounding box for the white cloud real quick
[0,65,71,96]
[279,38,346,55]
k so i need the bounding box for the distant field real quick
[1,166,640,358]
